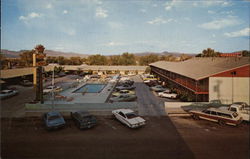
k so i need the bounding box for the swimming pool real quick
[73,84,106,93]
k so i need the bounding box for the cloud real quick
[95,7,108,18]
[193,2,198,6]
[93,0,102,5]
[198,17,240,30]
[63,10,68,14]
[46,3,53,9]
[108,22,123,29]
[208,10,215,14]
[193,1,233,7]
[105,41,124,46]
[164,0,181,11]
[147,17,174,25]
[152,4,158,7]
[140,9,146,13]
[19,12,43,21]
[224,28,250,37]
[67,29,76,36]
[184,17,191,21]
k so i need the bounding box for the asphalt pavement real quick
[133,75,167,116]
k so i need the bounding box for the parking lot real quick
[1,74,249,159]
[1,115,249,159]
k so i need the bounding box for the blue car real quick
[43,111,66,130]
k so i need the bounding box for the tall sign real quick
[33,45,46,103]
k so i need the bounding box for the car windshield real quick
[126,113,138,119]
[82,115,94,120]
[48,115,61,121]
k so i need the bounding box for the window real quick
[118,112,126,118]
[230,107,237,112]
[126,113,137,119]
[202,110,211,114]
[217,113,232,119]
[211,111,217,115]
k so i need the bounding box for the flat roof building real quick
[149,57,250,104]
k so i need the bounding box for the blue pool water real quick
[73,84,106,93]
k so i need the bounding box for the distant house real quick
[149,57,250,104]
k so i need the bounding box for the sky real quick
[1,0,250,55]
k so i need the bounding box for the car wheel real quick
[218,120,226,126]
[192,114,199,120]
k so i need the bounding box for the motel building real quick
[149,57,250,104]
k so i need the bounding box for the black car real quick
[120,80,134,86]
[71,111,97,129]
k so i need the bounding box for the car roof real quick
[1,90,13,92]
[47,111,61,116]
[115,109,134,114]
[74,111,90,117]
[207,108,234,115]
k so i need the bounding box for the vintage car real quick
[145,80,158,87]
[220,102,250,122]
[112,90,135,97]
[158,91,177,98]
[43,111,66,130]
[71,111,97,129]
[0,89,18,99]
[112,109,146,128]
[143,75,158,81]
[119,80,134,86]
[43,85,63,94]
[190,108,242,126]
[116,85,135,91]
[110,94,137,102]
[150,85,167,92]
[20,80,33,87]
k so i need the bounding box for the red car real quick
[190,108,242,126]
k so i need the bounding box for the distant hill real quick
[1,49,196,58]
[1,49,89,58]
[132,51,196,57]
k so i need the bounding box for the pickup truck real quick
[220,102,250,122]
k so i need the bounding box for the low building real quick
[149,57,250,104]
[1,65,147,79]
[58,65,147,75]
[220,52,242,57]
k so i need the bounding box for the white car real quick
[158,91,177,98]
[112,109,146,128]
[0,90,18,99]
[219,102,250,122]
[43,86,62,94]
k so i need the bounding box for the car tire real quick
[192,114,199,120]
[218,120,226,126]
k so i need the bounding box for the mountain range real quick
[1,49,196,58]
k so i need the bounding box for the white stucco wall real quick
[209,77,249,104]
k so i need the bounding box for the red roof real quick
[220,52,242,57]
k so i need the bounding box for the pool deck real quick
[44,79,116,104]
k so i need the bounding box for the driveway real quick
[133,76,166,116]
